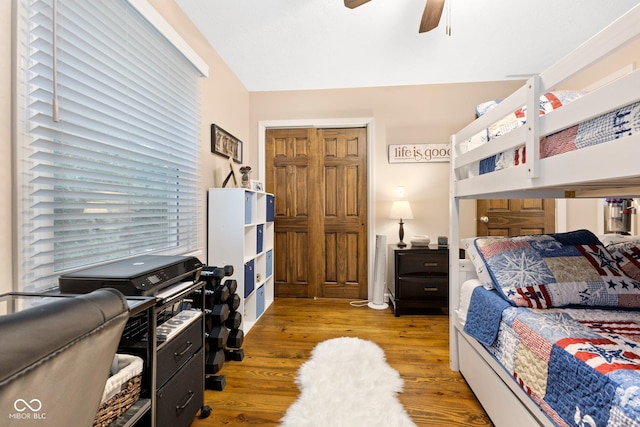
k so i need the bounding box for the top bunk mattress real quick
[462,95,640,177]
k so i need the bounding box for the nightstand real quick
[387,244,451,316]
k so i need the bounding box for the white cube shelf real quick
[207,188,275,333]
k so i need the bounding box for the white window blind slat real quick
[17,0,202,292]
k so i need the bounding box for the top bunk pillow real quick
[468,229,640,309]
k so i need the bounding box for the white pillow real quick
[461,237,496,289]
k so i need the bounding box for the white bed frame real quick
[449,5,640,426]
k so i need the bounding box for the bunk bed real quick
[449,5,640,427]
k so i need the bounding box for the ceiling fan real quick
[344,0,446,34]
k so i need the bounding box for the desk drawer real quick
[157,316,203,387]
[397,252,448,275]
[157,348,204,427]
[398,277,448,299]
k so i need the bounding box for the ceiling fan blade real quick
[344,0,371,9]
[419,0,445,33]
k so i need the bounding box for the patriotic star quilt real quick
[465,288,640,427]
[471,229,640,309]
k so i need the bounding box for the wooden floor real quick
[190,298,492,426]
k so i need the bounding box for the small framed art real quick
[250,180,264,191]
[211,124,242,163]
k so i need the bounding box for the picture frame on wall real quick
[211,124,242,163]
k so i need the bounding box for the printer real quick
[58,254,203,296]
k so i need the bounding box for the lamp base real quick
[367,301,389,310]
[397,220,407,248]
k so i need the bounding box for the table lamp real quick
[389,201,413,247]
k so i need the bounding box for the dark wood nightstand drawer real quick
[398,277,448,299]
[397,251,448,275]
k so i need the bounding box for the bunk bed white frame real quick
[449,5,640,426]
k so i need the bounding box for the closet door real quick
[265,127,368,299]
[477,199,555,236]
[266,128,313,298]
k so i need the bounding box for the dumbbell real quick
[223,278,238,296]
[226,293,240,312]
[202,265,234,289]
[226,329,244,349]
[205,348,225,374]
[224,310,242,330]
[205,304,230,330]
[202,267,225,291]
[205,374,226,391]
[194,286,230,308]
[225,348,245,361]
[206,325,230,350]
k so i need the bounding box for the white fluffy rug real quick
[279,337,417,427]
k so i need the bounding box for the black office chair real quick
[0,288,129,427]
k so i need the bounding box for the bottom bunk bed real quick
[453,231,640,427]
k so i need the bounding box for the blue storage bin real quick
[256,285,265,317]
[244,259,255,298]
[266,194,275,222]
[266,250,273,278]
[256,224,263,254]
[244,192,252,224]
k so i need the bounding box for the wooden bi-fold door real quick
[265,127,368,300]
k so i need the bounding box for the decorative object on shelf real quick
[211,124,242,163]
[222,157,238,188]
[389,201,413,248]
[437,236,448,247]
[250,180,264,191]
[239,166,252,189]
[410,235,430,247]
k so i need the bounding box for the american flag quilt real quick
[465,287,640,427]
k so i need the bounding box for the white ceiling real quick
[176,0,640,92]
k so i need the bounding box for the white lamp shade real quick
[389,201,414,220]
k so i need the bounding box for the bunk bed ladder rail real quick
[525,75,541,179]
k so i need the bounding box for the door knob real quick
[480,216,489,223]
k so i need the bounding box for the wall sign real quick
[388,144,450,163]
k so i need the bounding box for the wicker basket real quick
[93,354,144,427]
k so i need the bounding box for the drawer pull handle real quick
[174,341,193,358]
[424,287,439,292]
[423,262,438,267]
[175,390,195,412]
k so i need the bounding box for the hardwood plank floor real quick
[190,298,492,426]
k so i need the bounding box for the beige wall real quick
[248,82,523,246]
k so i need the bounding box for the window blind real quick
[16,0,202,292]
